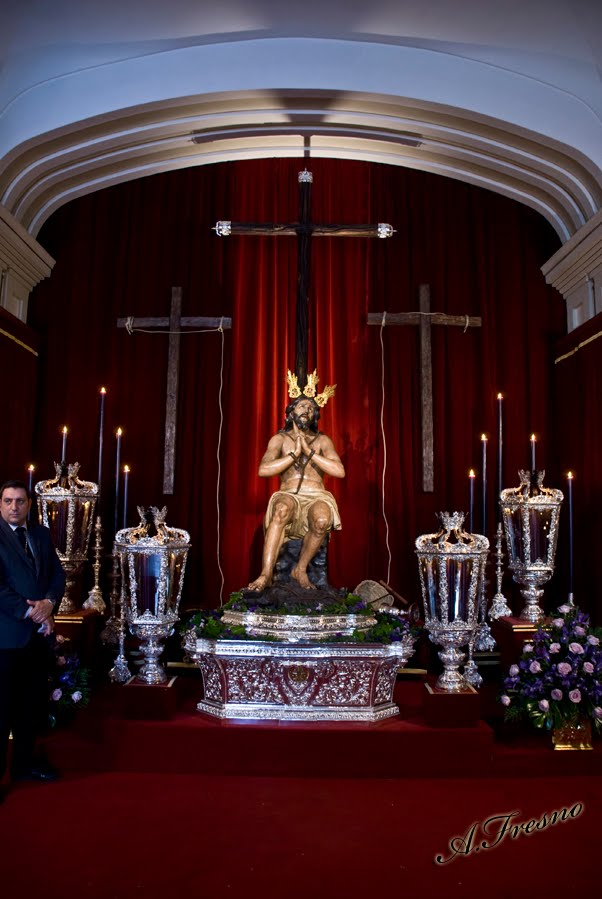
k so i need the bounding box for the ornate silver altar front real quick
[501,470,563,623]
[36,463,98,613]
[184,633,416,721]
[415,512,489,692]
[115,506,190,685]
[221,609,377,642]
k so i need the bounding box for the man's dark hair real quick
[0,479,31,501]
[283,396,320,433]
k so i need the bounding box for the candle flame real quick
[530,433,536,442]
[567,471,573,480]
[497,392,503,400]
[116,427,122,437]
[62,426,68,435]
[100,386,106,394]
[481,433,487,441]
[469,469,476,478]
[124,465,130,473]
[28,464,34,473]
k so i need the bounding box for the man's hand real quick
[39,616,54,637]
[27,598,54,624]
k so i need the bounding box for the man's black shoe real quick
[12,765,59,783]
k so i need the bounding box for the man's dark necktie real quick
[16,526,34,562]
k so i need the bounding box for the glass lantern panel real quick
[45,499,69,553]
[71,500,93,554]
[164,551,185,614]
[529,508,552,564]
[132,552,164,616]
[505,508,524,563]
[445,557,474,622]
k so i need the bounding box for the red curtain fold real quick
[26,158,569,613]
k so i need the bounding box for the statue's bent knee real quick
[309,503,332,534]
[273,500,294,523]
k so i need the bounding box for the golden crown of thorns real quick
[287,370,336,408]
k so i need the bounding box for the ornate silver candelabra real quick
[501,470,563,623]
[415,512,489,692]
[115,506,190,685]
[36,463,98,613]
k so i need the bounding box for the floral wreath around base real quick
[500,604,602,734]
[48,635,91,727]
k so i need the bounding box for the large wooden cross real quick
[368,284,482,492]
[117,286,232,494]
[214,169,394,388]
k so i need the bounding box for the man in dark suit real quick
[0,479,65,791]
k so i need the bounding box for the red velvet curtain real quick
[28,158,567,611]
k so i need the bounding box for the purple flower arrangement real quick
[48,634,91,727]
[500,604,602,733]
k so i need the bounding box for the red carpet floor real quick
[1,677,600,898]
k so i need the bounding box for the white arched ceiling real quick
[1,4,601,242]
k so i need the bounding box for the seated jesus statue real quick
[248,371,345,591]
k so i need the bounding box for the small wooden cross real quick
[368,284,481,492]
[117,287,232,494]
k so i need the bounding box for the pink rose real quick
[552,619,564,629]
[551,689,563,700]
[71,691,82,703]
[549,643,561,654]
[587,636,600,646]
[51,688,62,701]
[509,664,519,676]
[557,662,572,676]
[574,626,586,636]
[523,643,534,654]
[558,604,571,613]
[529,661,541,674]
[569,643,584,654]
[583,662,595,674]
[538,700,549,712]
[569,689,582,703]
[57,656,66,666]
[501,695,511,707]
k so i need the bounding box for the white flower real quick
[509,664,519,676]
[569,642,584,655]
[538,700,549,712]
[574,626,586,636]
[587,636,600,646]
[549,643,561,654]
[71,691,82,703]
[552,619,564,629]
[51,688,62,701]
[583,662,595,674]
[594,708,602,720]
[501,695,511,707]
[558,604,571,614]
[523,643,534,654]
[529,660,542,674]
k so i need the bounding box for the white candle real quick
[567,471,574,599]
[61,426,68,461]
[481,434,487,534]
[497,393,503,514]
[530,434,536,470]
[27,464,34,493]
[123,465,130,529]
[98,387,106,492]
[114,427,122,534]
[469,469,475,533]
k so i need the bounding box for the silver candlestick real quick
[109,578,131,684]
[488,522,512,619]
[83,515,106,612]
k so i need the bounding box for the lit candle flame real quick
[124,465,130,473]
[28,464,34,473]
[497,392,503,400]
[530,433,536,443]
[567,471,573,480]
[469,469,476,478]
[62,426,68,435]
[116,427,122,437]
[481,433,487,441]
[100,386,106,394]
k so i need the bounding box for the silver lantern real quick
[115,506,190,685]
[36,462,98,613]
[501,470,563,623]
[415,512,489,692]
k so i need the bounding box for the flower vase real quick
[552,717,593,750]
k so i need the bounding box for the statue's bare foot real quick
[291,566,315,590]
[247,575,270,592]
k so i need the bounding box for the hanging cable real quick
[379,312,392,584]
